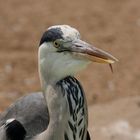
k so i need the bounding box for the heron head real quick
[39,25,118,83]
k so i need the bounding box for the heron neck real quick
[35,83,68,140]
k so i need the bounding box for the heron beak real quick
[70,39,118,64]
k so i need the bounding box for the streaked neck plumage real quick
[35,76,88,140]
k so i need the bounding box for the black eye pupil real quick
[54,41,59,47]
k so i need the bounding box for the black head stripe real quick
[39,27,64,46]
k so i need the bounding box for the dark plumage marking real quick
[73,133,76,140]
[39,27,63,45]
[81,126,85,140]
[57,76,87,140]
[64,132,69,140]
[87,131,91,140]
[68,121,74,130]
[5,119,26,140]
[71,90,78,105]
[74,126,77,133]
[67,94,73,115]
[73,113,77,122]
[78,118,83,126]
[66,81,78,106]
[79,128,83,138]
[81,108,85,116]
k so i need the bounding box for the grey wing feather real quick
[0,92,49,140]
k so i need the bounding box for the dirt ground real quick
[0,0,140,139]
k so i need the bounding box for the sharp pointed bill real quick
[56,39,118,64]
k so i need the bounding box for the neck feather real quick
[35,78,70,140]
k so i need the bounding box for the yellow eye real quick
[53,41,60,48]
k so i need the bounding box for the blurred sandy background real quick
[0,0,140,139]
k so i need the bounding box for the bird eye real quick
[53,41,60,48]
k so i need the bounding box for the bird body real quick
[34,76,88,140]
[0,76,88,140]
[0,25,118,140]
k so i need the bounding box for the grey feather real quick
[0,92,49,140]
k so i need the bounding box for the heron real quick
[0,25,118,140]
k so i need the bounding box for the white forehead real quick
[48,25,81,40]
